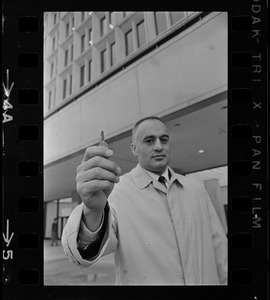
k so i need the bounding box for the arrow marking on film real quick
[3,219,14,247]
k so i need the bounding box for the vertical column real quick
[115,26,125,61]
[132,21,138,51]
[92,13,100,43]
[203,179,228,234]
[92,45,100,78]
[145,12,157,42]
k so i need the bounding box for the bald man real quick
[62,116,227,285]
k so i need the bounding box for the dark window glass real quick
[80,65,85,87]
[50,62,54,78]
[110,43,116,66]
[125,29,133,56]
[63,79,67,99]
[69,74,72,94]
[109,12,113,24]
[48,91,52,109]
[154,12,167,35]
[81,12,85,22]
[66,22,69,37]
[170,12,186,24]
[100,16,106,37]
[72,17,74,27]
[137,20,146,48]
[88,28,92,45]
[64,49,68,67]
[88,60,92,81]
[101,49,107,73]
[81,34,85,53]
[52,37,55,51]
[71,44,73,61]
[54,13,57,25]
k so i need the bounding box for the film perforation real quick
[18,89,39,105]
[18,233,39,249]
[231,124,253,140]
[231,160,252,176]
[18,53,39,68]
[232,232,253,248]
[232,269,253,285]
[231,16,252,32]
[18,16,39,33]
[18,197,40,213]
[231,88,253,104]
[18,125,39,140]
[231,52,253,68]
[18,161,40,177]
[18,269,39,285]
[232,196,252,213]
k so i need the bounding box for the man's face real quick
[131,120,170,175]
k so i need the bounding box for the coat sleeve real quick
[204,189,228,285]
[61,202,118,268]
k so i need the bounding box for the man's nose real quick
[154,139,163,150]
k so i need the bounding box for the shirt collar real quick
[144,167,170,184]
[131,164,183,190]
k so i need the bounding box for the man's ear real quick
[131,142,138,156]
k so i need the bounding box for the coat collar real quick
[130,164,183,190]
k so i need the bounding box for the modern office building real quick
[44,11,228,238]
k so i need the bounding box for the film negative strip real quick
[2,1,268,300]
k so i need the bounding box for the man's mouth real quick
[152,155,166,159]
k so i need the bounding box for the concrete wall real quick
[44,13,227,165]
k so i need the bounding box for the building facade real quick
[44,11,228,239]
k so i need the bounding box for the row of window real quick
[47,11,190,110]
[50,12,186,75]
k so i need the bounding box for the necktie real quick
[158,176,167,187]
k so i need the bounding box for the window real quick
[109,12,114,27]
[88,60,92,81]
[88,28,92,46]
[81,34,85,53]
[50,62,54,78]
[136,20,146,48]
[72,17,74,28]
[123,12,126,18]
[64,49,68,67]
[69,74,72,94]
[100,49,107,73]
[100,16,106,37]
[170,12,186,25]
[71,44,73,61]
[80,65,85,87]
[54,13,57,25]
[110,42,116,66]
[52,37,55,51]
[48,91,52,109]
[154,12,167,35]
[125,29,133,56]
[66,22,69,37]
[81,12,85,22]
[63,79,67,99]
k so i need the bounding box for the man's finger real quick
[82,146,113,162]
[78,156,121,175]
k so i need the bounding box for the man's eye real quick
[161,138,169,143]
[145,139,154,144]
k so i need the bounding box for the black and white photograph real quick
[43,11,228,286]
